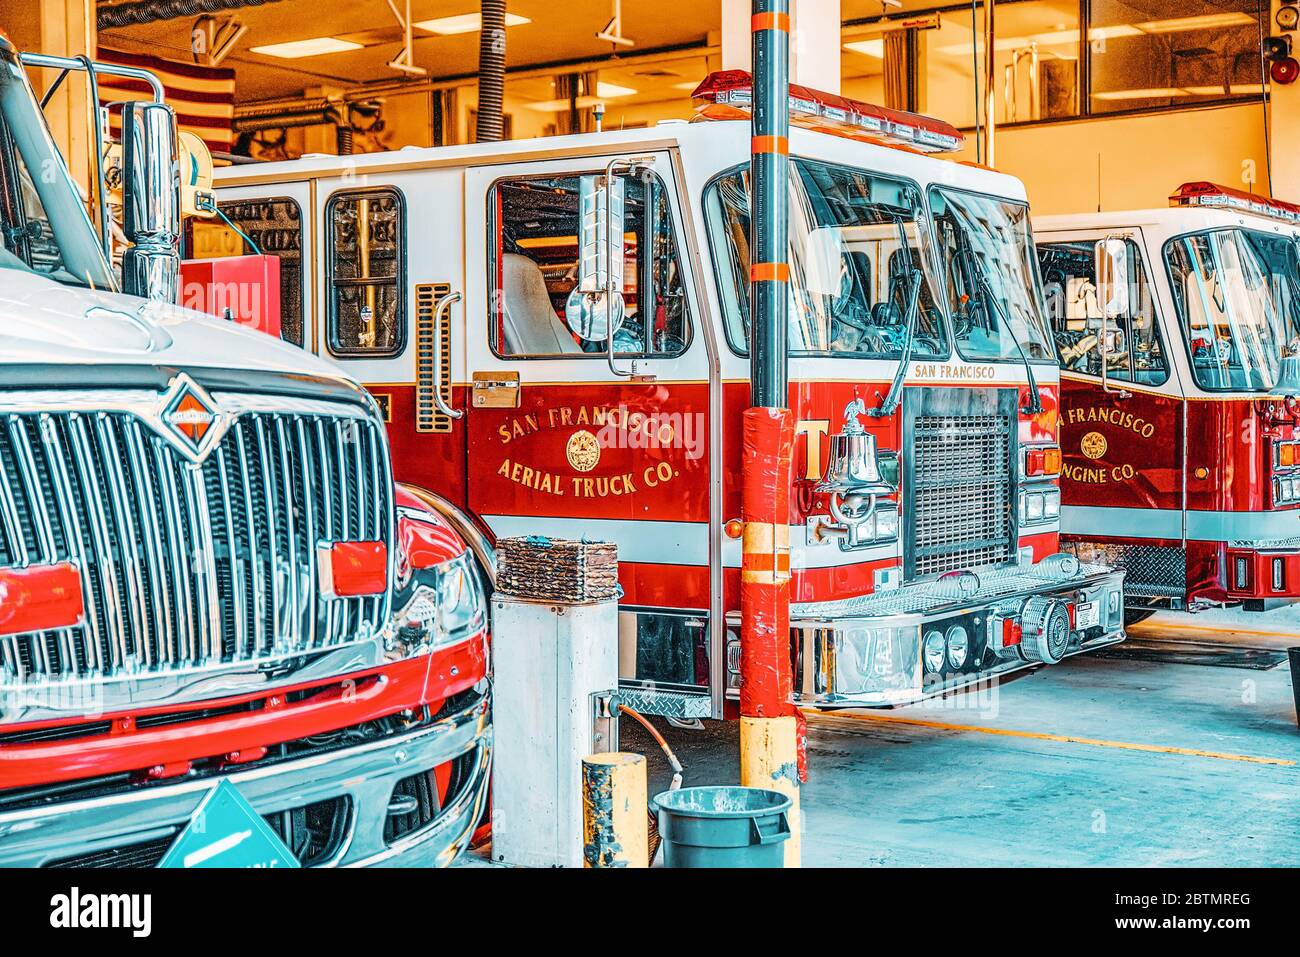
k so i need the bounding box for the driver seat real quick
[500,252,582,355]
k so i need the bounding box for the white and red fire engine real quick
[212,72,1126,718]
[1037,183,1300,618]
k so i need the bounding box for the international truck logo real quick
[156,374,224,464]
[1081,431,1108,460]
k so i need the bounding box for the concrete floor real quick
[620,613,1300,867]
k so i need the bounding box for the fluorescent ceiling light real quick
[414,12,531,35]
[250,36,362,58]
[1135,13,1255,33]
[936,16,1244,57]
[525,83,639,112]
[843,38,885,58]
[672,80,704,91]
[1184,84,1268,96]
[1092,87,1189,100]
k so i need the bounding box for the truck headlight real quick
[923,629,946,673]
[945,624,969,669]
[872,502,899,541]
[392,552,487,653]
[1019,485,1060,525]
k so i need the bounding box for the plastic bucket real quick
[652,786,791,868]
[1289,648,1300,729]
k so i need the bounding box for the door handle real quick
[432,291,463,420]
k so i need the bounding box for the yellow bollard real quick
[740,715,801,867]
[581,752,649,868]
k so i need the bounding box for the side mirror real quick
[565,172,626,341]
[1094,238,1130,319]
[121,100,181,302]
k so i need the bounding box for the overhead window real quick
[487,171,691,359]
[326,187,405,357]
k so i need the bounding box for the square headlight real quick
[873,503,899,540]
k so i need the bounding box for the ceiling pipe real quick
[475,0,506,141]
[97,0,281,31]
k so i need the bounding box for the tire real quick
[1124,609,1156,626]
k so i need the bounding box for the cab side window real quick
[488,172,690,358]
[1036,238,1168,386]
[326,187,405,357]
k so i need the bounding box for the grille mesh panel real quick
[0,407,392,688]
[911,410,1013,577]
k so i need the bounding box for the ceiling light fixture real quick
[414,12,531,35]
[525,82,638,112]
[1091,87,1190,100]
[1135,13,1255,33]
[843,38,884,58]
[249,36,362,58]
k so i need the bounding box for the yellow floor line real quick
[808,710,1297,767]
[1133,621,1300,640]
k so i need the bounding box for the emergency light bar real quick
[691,69,965,154]
[1169,181,1300,224]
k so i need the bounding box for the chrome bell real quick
[1272,352,1300,397]
[814,399,894,498]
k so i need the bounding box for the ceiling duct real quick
[98,0,282,31]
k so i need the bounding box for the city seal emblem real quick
[566,429,601,472]
[1080,431,1108,460]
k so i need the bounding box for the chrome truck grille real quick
[904,387,1017,579]
[0,392,393,689]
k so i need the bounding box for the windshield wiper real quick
[956,232,1043,415]
[870,221,925,418]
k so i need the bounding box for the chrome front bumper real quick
[0,690,491,868]
[790,558,1126,707]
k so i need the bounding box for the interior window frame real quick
[702,159,953,363]
[324,184,408,360]
[215,194,307,348]
[485,167,694,362]
[1037,232,1171,388]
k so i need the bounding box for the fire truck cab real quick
[1037,183,1300,616]
[214,74,1126,718]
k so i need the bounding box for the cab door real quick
[1035,229,1187,586]
[462,151,721,718]
[312,168,469,507]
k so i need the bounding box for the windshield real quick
[0,44,113,289]
[705,159,947,359]
[929,188,1054,362]
[1166,228,1300,392]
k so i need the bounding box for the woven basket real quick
[496,536,619,603]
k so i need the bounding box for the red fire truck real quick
[1037,183,1300,620]
[213,72,1126,718]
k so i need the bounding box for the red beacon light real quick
[690,69,964,154]
[1169,181,1300,225]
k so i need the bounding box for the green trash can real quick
[652,786,791,868]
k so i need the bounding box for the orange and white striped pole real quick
[740,0,802,868]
